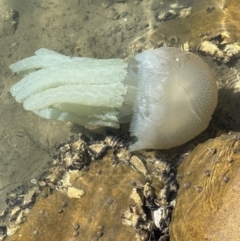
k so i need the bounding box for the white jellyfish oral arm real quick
[10,47,218,151]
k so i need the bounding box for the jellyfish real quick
[9,47,218,151]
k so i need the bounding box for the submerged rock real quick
[149,0,240,63]
[170,133,240,240]
[6,151,145,240]
[4,133,178,241]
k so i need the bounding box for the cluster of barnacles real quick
[37,131,130,192]
[52,131,129,170]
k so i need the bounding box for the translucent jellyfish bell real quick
[9,47,218,151]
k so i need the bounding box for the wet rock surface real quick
[170,133,240,241]
[150,0,240,63]
[3,133,179,241]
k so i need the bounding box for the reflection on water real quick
[0,0,240,240]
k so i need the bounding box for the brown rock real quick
[151,0,240,63]
[6,151,146,241]
[170,133,240,240]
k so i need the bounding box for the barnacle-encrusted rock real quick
[5,134,178,241]
[6,150,146,241]
[170,133,240,241]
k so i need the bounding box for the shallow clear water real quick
[0,0,239,239]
